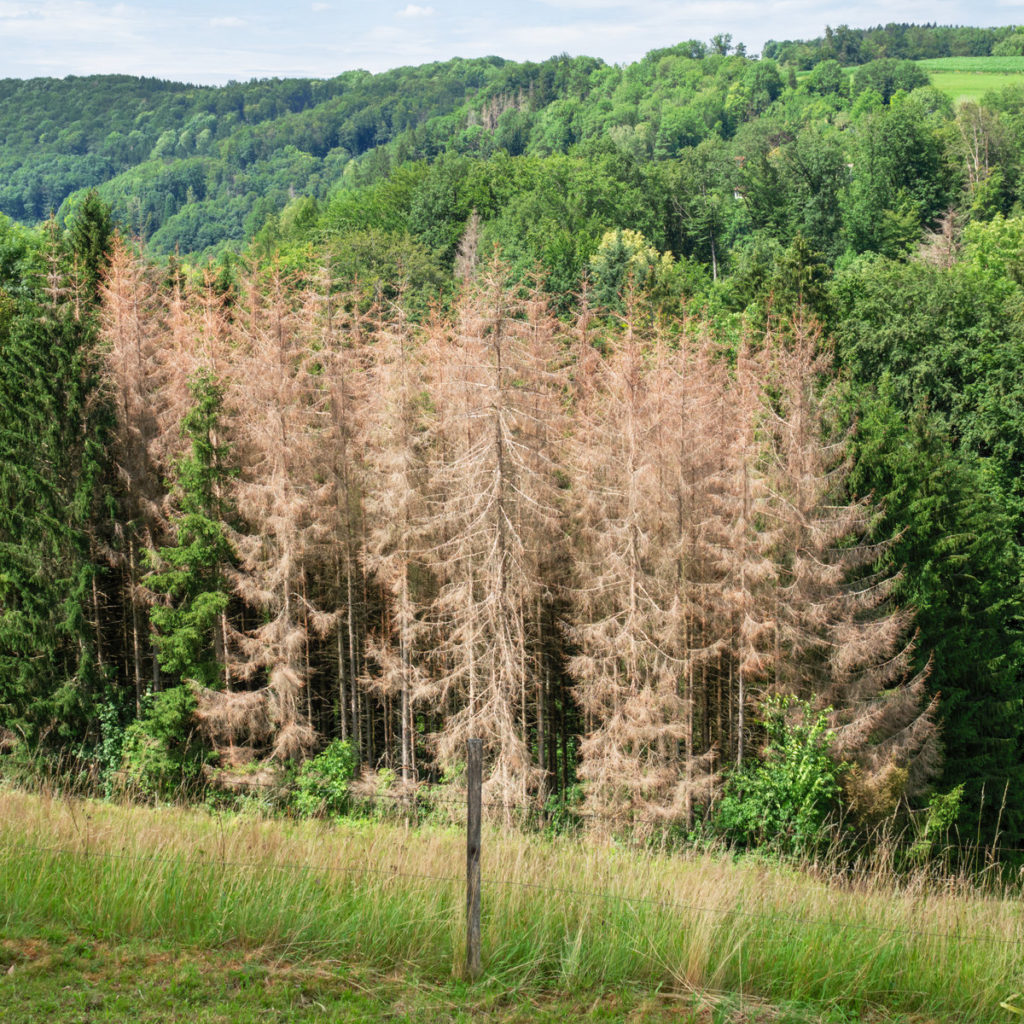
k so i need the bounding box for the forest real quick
[2,21,1024,858]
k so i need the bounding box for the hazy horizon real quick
[0,1,1016,85]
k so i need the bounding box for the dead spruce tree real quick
[426,261,567,806]
[159,267,233,427]
[569,313,686,829]
[199,267,335,764]
[571,308,935,828]
[359,301,435,784]
[306,263,370,754]
[99,234,168,709]
[715,336,784,768]
[752,318,938,814]
[658,328,734,821]
[570,309,723,830]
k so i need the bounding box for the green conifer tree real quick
[0,224,111,744]
[145,369,235,689]
[66,189,114,297]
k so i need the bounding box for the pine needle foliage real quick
[145,369,235,689]
[0,223,111,745]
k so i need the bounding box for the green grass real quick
[0,934,725,1024]
[928,72,1024,102]
[916,57,1024,103]
[917,57,1024,73]
[0,788,1022,1023]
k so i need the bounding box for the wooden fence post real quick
[466,737,482,980]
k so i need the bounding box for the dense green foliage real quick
[293,739,357,818]
[713,699,844,855]
[832,251,1024,841]
[0,61,512,256]
[119,685,206,799]
[0,23,1016,262]
[763,23,1022,67]
[0,220,111,747]
[145,371,235,689]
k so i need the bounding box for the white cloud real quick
[311,2,330,9]
[396,4,435,17]
[210,16,246,28]
[0,1,147,46]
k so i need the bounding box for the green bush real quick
[908,784,964,864]
[713,696,844,855]
[120,686,207,800]
[293,739,356,818]
[544,783,584,836]
[96,698,126,796]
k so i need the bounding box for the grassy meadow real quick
[917,56,1024,102]
[1,788,1023,1023]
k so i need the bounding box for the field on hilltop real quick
[917,56,1024,101]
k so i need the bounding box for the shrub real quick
[713,696,844,855]
[293,739,356,818]
[544,783,584,836]
[120,686,207,800]
[908,784,964,864]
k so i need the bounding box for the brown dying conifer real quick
[753,316,938,812]
[359,298,435,784]
[426,258,567,806]
[200,266,334,762]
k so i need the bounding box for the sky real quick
[0,0,1018,83]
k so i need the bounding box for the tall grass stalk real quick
[1,788,1021,1021]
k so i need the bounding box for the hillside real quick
[0,23,1020,259]
[3,22,1024,860]
[0,58,512,252]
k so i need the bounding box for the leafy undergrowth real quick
[0,788,1021,1023]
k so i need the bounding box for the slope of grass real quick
[928,72,1024,102]
[0,788,1022,1023]
[914,56,1024,102]
[917,57,1024,73]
